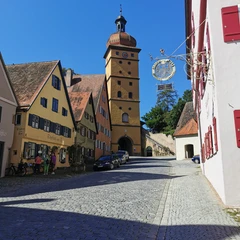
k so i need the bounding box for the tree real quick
[142,89,193,135]
[156,89,178,112]
[163,89,193,135]
[182,89,192,102]
[142,105,167,133]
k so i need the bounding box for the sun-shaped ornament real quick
[152,59,176,81]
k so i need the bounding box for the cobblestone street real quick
[0,157,239,240]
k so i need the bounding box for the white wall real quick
[175,135,200,160]
[0,100,16,177]
[192,0,240,206]
[207,0,240,206]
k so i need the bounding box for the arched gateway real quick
[118,137,133,155]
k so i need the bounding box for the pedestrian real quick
[34,151,42,174]
[43,151,50,175]
[50,151,56,175]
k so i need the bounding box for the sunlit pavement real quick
[0,157,239,240]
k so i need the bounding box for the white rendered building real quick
[185,0,240,206]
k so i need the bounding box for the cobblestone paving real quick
[0,158,171,240]
[0,158,239,240]
[157,160,240,240]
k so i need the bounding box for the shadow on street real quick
[0,199,239,240]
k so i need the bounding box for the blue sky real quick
[1,0,191,118]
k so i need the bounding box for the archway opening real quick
[146,146,152,157]
[185,144,194,158]
[118,137,132,155]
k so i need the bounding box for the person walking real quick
[43,151,50,175]
[50,152,56,175]
[34,152,42,174]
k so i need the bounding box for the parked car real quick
[116,150,129,161]
[93,155,120,171]
[113,153,127,165]
[192,155,200,164]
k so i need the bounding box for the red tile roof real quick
[173,102,198,136]
[68,92,91,122]
[6,61,58,107]
[174,118,198,136]
[68,74,105,113]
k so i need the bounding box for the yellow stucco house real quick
[68,91,98,162]
[6,60,76,168]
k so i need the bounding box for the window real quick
[122,113,129,123]
[119,61,122,64]
[128,107,132,110]
[119,107,122,109]
[81,147,85,155]
[62,107,68,116]
[59,148,66,164]
[44,120,50,132]
[117,81,121,85]
[23,142,36,159]
[85,112,89,119]
[129,92,133,99]
[40,97,47,108]
[0,106,2,122]
[63,127,69,137]
[101,125,104,133]
[128,62,131,65]
[128,71,131,75]
[81,127,86,136]
[32,115,39,128]
[55,124,61,135]
[119,71,122,74]
[116,51,119,55]
[117,91,122,98]
[131,53,134,57]
[52,75,61,90]
[90,116,94,123]
[39,144,48,159]
[52,98,58,112]
[15,114,21,125]
[129,82,132,86]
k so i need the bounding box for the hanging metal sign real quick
[157,83,173,91]
[152,59,176,81]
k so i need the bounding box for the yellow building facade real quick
[104,13,141,155]
[68,91,98,162]
[7,61,76,168]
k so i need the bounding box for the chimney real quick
[65,68,73,87]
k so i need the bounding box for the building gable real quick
[29,62,76,131]
[0,53,18,106]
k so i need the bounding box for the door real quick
[0,141,4,175]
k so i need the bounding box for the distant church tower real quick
[104,8,141,156]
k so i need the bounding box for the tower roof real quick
[106,8,137,47]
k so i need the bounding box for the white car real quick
[116,150,129,161]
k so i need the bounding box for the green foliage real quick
[156,89,178,112]
[142,105,167,133]
[142,89,193,135]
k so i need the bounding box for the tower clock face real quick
[122,52,128,58]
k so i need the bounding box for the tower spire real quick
[115,5,127,32]
[120,4,122,16]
